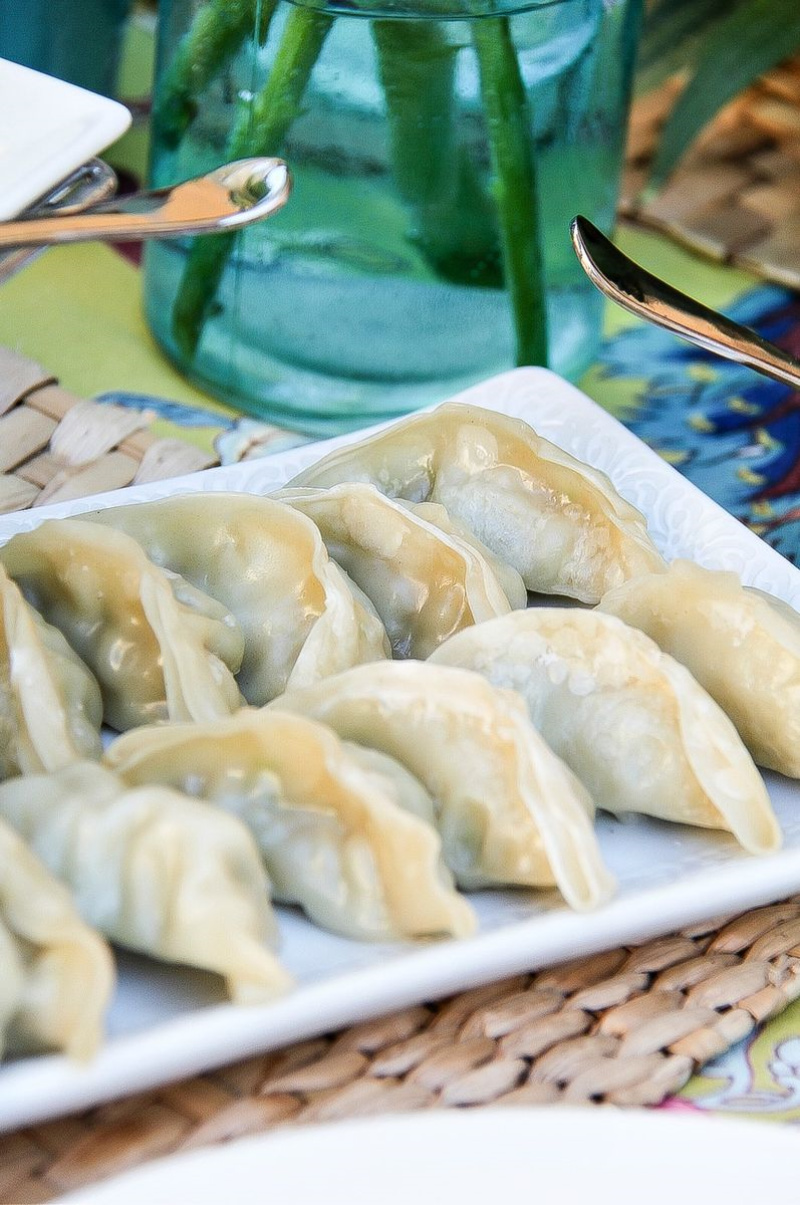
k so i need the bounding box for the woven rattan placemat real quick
[0,346,216,512]
[4,898,800,1202]
[623,55,800,289]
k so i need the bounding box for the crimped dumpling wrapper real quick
[274,483,519,659]
[600,559,800,777]
[0,818,114,1060]
[402,499,528,611]
[341,743,437,825]
[0,763,291,1003]
[106,710,475,942]
[0,519,244,730]
[431,609,781,855]
[267,662,615,911]
[0,564,102,778]
[87,493,390,704]
[290,402,665,602]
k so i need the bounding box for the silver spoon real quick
[0,157,291,249]
[0,158,119,284]
[570,214,800,392]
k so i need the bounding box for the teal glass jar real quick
[145,0,642,436]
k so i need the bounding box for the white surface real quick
[59,1108,799,1205]
[3,366,800,1130]
[0,58,130,220]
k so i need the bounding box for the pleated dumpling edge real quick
[599,559,800,779]
[430,609,781,857]
[289,401,666,602]
[0,762,292,1005]
[265,660,617,912]
[0,818,114,1061]
[105,708,477,943]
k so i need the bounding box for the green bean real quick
[153,0,278,149]
[473,15,548,364]
[171,4,334,357]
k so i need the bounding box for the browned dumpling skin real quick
[274,483,521,659]
[88,493,390,704]
[0,518,245,730]
[401,499,528,611]
[267,661,615,912]
[0,564,102,778]
[290,402,665,602]
[107,709,475,942]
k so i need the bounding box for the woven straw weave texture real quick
[0,346,216,514]
[623,55,800,288]
[4,898,800,1203]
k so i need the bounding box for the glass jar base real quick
[153,325,598,438]
[154,336,507,438]
[147,254,602,438]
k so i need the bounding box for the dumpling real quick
[105,710,475,941]
[0,563,102,778]
[401,499,528,611]
[274,483,519,659]
[599,560,800,778]
[0,921,23,1058]
[87,493,389,704]
[430,610,780,855]
[0,518,244,729]
[289,402,665,602]
[0,817,113,1060]
[267,662,615,911]
[0,763,292,1002]
[341,743,437,825]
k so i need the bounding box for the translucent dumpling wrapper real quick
[0,563,102,778]
[87,492,390,704]
[0,817,114,1060]
[289,402,666,602]
[274,483,520,659]
[401,499,528,611]
[105,709,475,941]
[430,609,781,855]
[0,519,244,730]
[0,763,292,1003]
[599,559,800,778]
[342,743,437,825]
[267,662,615,911]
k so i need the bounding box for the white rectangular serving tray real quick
[3,366,800,1131]
[0,58,130,221]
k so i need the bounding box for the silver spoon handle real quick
[0,158,118,284]
[571,215,800,393]
[0,157,290,248]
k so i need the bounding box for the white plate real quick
[58,1107,797,1205]
[0,58,130,220]
[3,366,800,1132]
